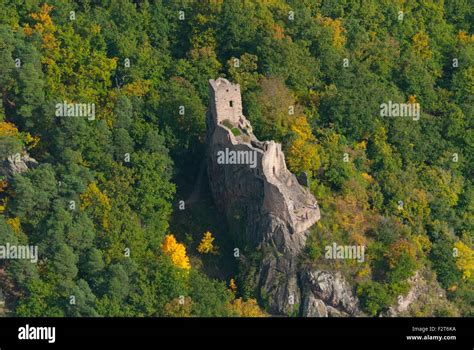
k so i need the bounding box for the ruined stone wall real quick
[209,78,243,126]
[206,78,363,316]
[206,78,322,314]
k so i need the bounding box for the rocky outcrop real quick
[300,270,360,317]
[206,78,360,316]
[384,268,458,317]
[1,153,38,179]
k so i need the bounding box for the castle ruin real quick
[206,78,321,314]
[207,78,320,239]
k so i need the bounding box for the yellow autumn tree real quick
[454,241,474,280]
[316,14,347,49]
[6,217,21,234]
[286,116,320,174]
[197,231,218,254]
[385,238,417,269]
[272,23,285,40]
[80,183,111,230]
[0,121,39,156]
[408,95,417,105]
[123,80,151,97]
[0,180,7,194]
[0,179,7,214]
[412,31,432,59]
[0,122,19,137]
[228,298,267,317]
[229,278,237,294]
[163,296,193,317]
[23,4,60,73]
[161,234,191,270]
[0,198,7,214]
[0,121,23,158]
[23,132,40,150]
[458,31,474,44]
[24,3,117,102]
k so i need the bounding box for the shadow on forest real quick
[169,157,237,282]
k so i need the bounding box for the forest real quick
[0,0,472,317]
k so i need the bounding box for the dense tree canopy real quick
[0,0,472,317]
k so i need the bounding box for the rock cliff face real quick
[383,268,457,317]
[206,78,359,316]
[1,153,38,179]
[300,270,360,317]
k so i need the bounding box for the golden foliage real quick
[6,217,21,234]
[123,80,151,97]
[0,180,7,193]
[30,4,54,27]
[355,140,367,151]
[228,298,267,317]
[0,122,19,137]
[0,180,7,214]
[412,32,432,59]
[356,264,371,278]
[458,31,474,43]
[91,24,101,35]
[287,138,317,173]
[80,183,111,209]
[80,183,111,230]
[24,3,117,100]
[163,296,193,317]
[361,172,373,183]
[332,190,371,236]
[454,241,474,281]
[399,188,431,227]
[272,23,285,40]
[385,238,416,269]
[24,4,59,56]
[197,231,218,254]
[316,14,347,49]
[229,278,237,294]
[413,234,432,256]
[23,132,40,150]
[350,231,367,247]
[291,116,313,142]
[0,122,39,150]
[287,116,320,174]
[161,234,191,270]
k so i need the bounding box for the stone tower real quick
[208,78,243,126]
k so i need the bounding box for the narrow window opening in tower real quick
[273,166,276,176]
[229,100,233,107]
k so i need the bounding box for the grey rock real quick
[300,270,360,317]
[301,296,327,317]
[384,268,457,317]
[1,153,38,179]
[326,306,348,317]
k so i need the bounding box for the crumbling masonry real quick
[206,78,321,314]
